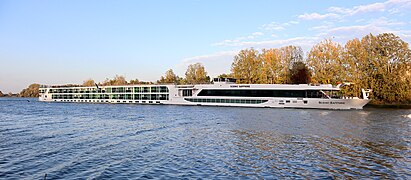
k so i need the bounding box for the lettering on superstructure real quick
[319,101,345,104]
[230,85,250,88]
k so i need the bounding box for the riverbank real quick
[365,100,411,109]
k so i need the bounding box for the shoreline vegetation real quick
[3,33,410,107]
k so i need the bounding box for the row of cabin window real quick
[52,94,169,100]
[185,98,268,104]
[48,87,169,94]
[55,99,161,104]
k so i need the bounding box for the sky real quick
[1,0,410,93]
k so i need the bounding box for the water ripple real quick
[0,98,410,179]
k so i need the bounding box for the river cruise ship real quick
[39,78,371,109]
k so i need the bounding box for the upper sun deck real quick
[39,78,341,92]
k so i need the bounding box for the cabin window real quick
[141,94,149,100]
[151,87,158,93]
[143,87,150,93]
[182,89,192,96]
[160,86,169,93]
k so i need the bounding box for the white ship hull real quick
[39,79,371,110]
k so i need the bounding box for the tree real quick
[102,75,127,86]
[289,61,311,84]
[19,84,40,97]
[185,63,209,84]
[129,79,140,85]
[359,33,411,103]
[158,69,179,84]
[217,73,233,78]
[258,46,304,84]
[344,38,370,97]
[0,91,3,97]
[82,79,95,87]
[259,48,282,84]
[279,46,304,83]
[231,48,260,83]
[307,39,345,84]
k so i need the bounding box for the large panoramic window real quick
[197,89,307,98]
[185,98,268,104]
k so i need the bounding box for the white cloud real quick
[327,2,385,16]
[309,25,332,31]
[252,32,264,36]
[213,36,320,52]
[261,22,286,31]
[301,0,411,22]
[351,2,386,14]
[313,22,411,44]
[298,13,339,20]
[368,17,406,26]
[208,0,411,72]
[260,20,299,31]
[180,51,237,64]
[388,7,401,14]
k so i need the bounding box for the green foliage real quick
[19,84,40,97]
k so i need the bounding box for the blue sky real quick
[1,0,410,93]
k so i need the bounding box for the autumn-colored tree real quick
[259,48,282,84]
[217,73,233,78]
[102,75,127,86]
[185,63,209,84]
[258,46,304,84]
[307,39,345,84]
[18,84,40,97]
[82,79,95,87]
[289,61,311,84]
[343,38,370,97]
[358,33,411,103]
[158,69,179,84]
[231,48,261,83]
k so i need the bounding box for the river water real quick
[0,98,410,179]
